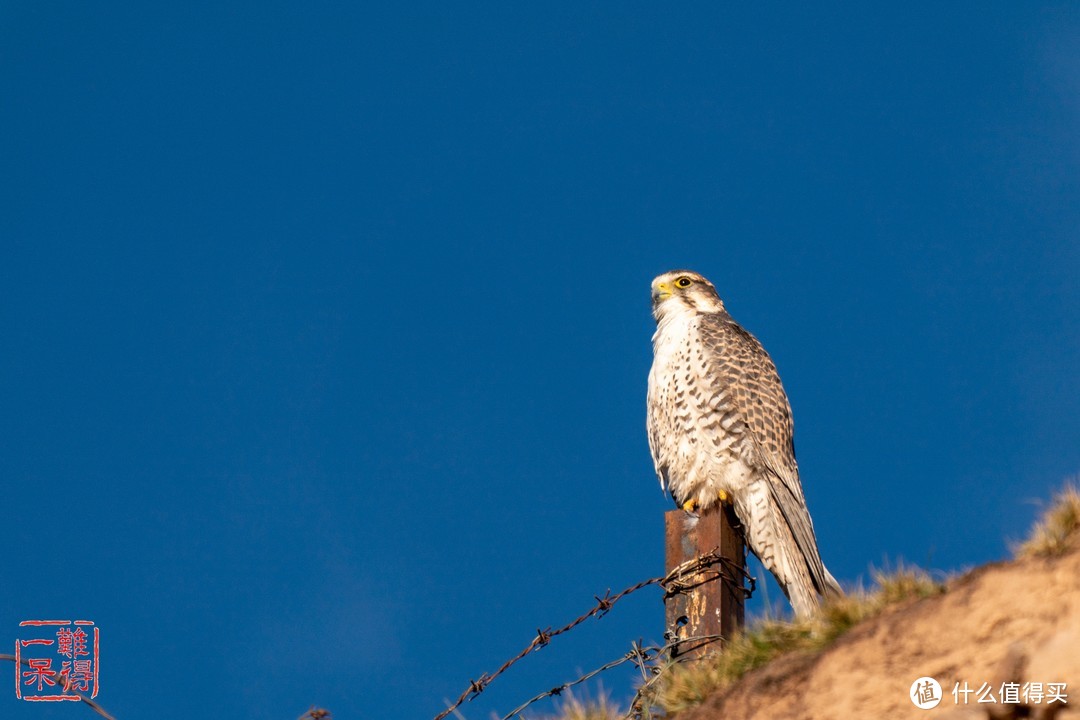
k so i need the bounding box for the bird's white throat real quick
[651,300,697,352]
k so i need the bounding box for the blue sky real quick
[2,3,1078,719]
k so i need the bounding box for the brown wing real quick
[696,312,836,596]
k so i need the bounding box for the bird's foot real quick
[682,493,728,513]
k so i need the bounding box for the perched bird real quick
[646,269,841,617]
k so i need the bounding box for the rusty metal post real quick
[664,503,746,658]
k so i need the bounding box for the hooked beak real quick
[651,281,672,307]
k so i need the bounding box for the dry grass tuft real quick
[645,565,944,714]
[540,688,622,720]
[648,620,813,712]
[1016,483,1080,559]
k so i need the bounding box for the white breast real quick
[647,308,755,510]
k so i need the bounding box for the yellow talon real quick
[682,499,697,513]
[718,490,729,503]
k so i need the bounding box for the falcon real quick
[646,269,841,617]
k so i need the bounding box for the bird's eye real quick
[675,277,692,288]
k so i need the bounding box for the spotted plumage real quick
[646,269,841,617]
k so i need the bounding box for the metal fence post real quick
[664,503,746,658]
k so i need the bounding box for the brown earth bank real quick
[677,547,1080,720]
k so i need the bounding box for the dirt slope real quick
[679,547,1080,720]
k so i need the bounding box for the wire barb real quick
[468,674,489,695]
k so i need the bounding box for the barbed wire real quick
[499,634,726,720]
[0,653,117,720]
[3,554,746,720]
[435,549,753,720]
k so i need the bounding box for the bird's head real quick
[651,270,725,321]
